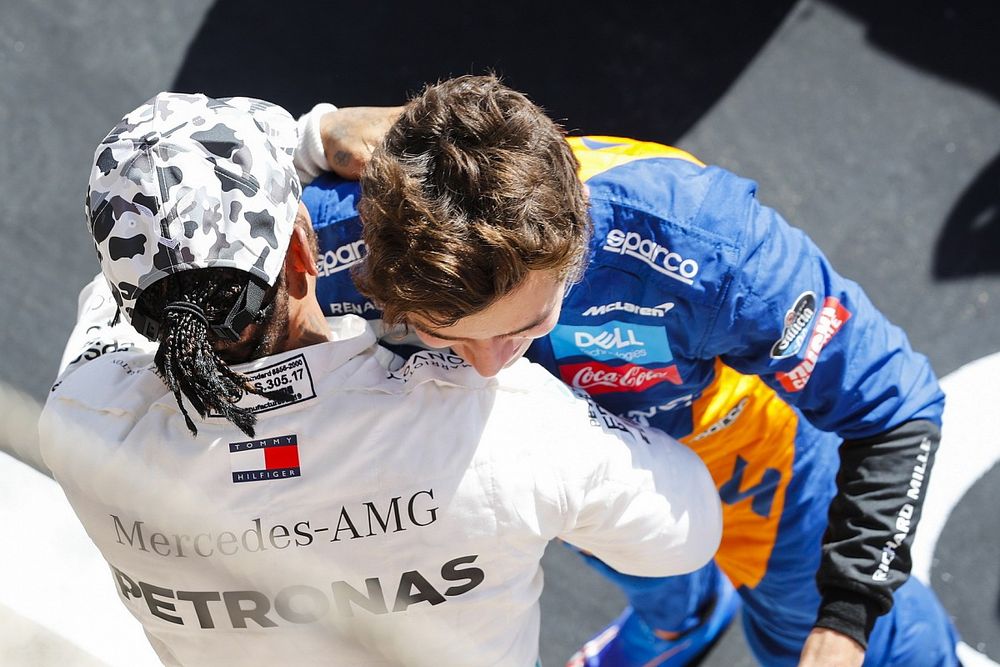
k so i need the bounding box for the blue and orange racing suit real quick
[304,137,958,665]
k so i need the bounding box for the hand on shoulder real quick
[320,106,403,179]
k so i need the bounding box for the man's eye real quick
[417,330,454,346]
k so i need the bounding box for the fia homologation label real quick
[210,353,316,416]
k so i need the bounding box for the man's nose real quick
[456,338,519,378]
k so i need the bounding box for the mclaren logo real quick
[581,301,675,318]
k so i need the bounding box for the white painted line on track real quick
[911,351,1000,667]
[911,350,1000,582]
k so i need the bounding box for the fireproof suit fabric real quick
[299,130,958,664]
[38,276,722,667]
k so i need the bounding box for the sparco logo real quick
[771,291,816,359]
[317,240,366,277]
[559,360,682,395]
[70,338,134,366]
[602,229,699,285]
[692,397,749,441]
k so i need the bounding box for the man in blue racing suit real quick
[293,76,959,666]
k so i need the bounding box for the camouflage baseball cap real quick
[85,92,302,331]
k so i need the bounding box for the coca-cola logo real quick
[559,361,682,395]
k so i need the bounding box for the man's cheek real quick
[503,340,532,368]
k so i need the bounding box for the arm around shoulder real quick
[294,103,403,183]
[559,405,722,578]
[55,275,155,380]
[294,103,338,185]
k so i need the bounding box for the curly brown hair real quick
[354,75,591,327]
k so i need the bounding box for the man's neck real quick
[281,296,331,353]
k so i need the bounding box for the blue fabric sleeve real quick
[696,169,946,636]
[698,171,944,438]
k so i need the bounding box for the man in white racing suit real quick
[37,92,721,666]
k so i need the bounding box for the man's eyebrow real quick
[412,309,553,341]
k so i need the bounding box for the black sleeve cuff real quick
[814,588,882,649]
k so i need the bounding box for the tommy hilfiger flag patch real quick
[230,434,300,483]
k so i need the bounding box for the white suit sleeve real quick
[294,102,338,186]
[55,275,157,381]
[558,398,722,577]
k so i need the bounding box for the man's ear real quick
[283,224,319,300]
[285,224,319,278]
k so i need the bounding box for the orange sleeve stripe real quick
[568,136,705,183]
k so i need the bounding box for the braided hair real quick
[136,268,281,437]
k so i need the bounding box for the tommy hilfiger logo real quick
[230,434,300,483]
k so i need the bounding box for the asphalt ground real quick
[1,1,997,664]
